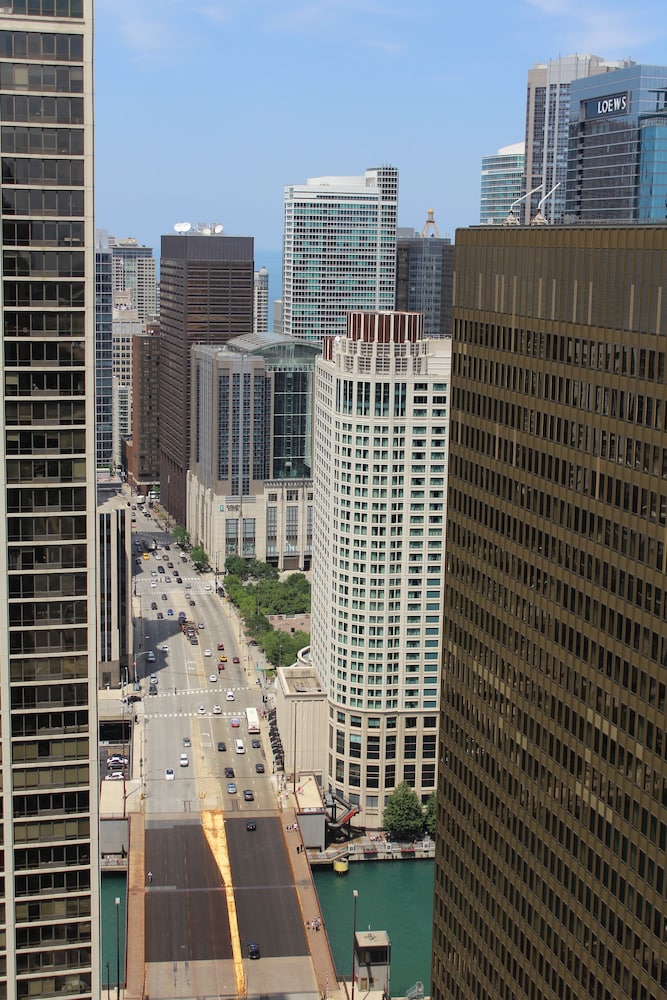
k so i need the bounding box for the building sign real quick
[585,92,629,120]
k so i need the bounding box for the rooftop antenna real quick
[503,185,542,225]
[531,183,560,225]
[173,222,192,234]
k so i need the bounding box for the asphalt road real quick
[131,509,317,997]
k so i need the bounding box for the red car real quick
[233,656,240,664]
[217,642,225,651]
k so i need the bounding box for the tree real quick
[382,782,425,841]
[172,525,190,549]
[225,556,246,579]
[190,544,209,570]
[423,792,437,838]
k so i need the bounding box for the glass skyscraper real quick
[479,142,525,224]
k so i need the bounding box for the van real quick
[235,739,245,754]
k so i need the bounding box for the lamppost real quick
[351,889,359,1000]
[115,896,121,1000]
[132,650,152,686]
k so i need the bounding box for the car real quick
[122,694,141,705]
[197,705,206,715]
[226,782,237,794]
[190,637,199,645]
[157,612,164,619]
[179,754,189,767]
[246,820,257,831]
[231,717,240,728]
[149,672,157,683]
[175,576,182,583]
[165,768,175,781]
[205,583,212,591]
[217,642,225,651]
[212,704,222,715]
[251,738,261,749]
[105,772,125,781]
[183,737,191,748]
[224,767,235,778]
[151,569,157,577]
[150,580,157,588]
[189,599,196,607]
[226,690,234,701]
[219,654,228,663]
[149,684,157,696]
[107,755,128,767]
[209,674,218,683]
[135,558,142,565]
[158,565,165,574]
[167,561,174,569]
[161,644,169,652]
[165,544,171,550]
[233,657,240,664]
[204,649,212,657]
[151,601,158,610]
[161,593,168,601]
[243,789,254,801]
[217,741,226,752]
[198,622,205,629]
[255,763,265,774]
[167,609,174,616]
[247,942,260,960]
[164,576,172,583]
[147,651,156,663]
[142,553,150,560]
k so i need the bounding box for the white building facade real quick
[282,167,398,344]
[310,311,451,826]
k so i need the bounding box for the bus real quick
[245,707,260,734]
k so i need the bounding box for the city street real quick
[130,507,317,998]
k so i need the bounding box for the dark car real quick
[148,683,157,696]
[123,694,142,705]
[251,739,261,749]
[243,789,254,801]
[233,656,240,664]
[157,612,164,619]
[247,942,260,960]
[217,741,226,752]
[189,599,196,607]
[224,767,235,779]
[175,576,182,584]
[255,762,265,774]
[157,565,165,574]
[246,820,257,832]
[151,602,158,611]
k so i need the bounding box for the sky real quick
[95,0,667,255]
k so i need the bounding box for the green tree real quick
[382,782,425,841]
[172,525,190,549]
[225,556,247,579]
[423,792,437,838]
[190,545,209,570]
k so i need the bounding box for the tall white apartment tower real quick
[523,54,633,222]
[253,265,269,333]
[283,166,398,344]
[311,311,451,825]
[0,2,99,997]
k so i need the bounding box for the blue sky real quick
[95,0,667,253]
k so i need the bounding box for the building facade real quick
[395,221,453,338]
[126,321,160,493]
[158,232,254,524]
[0,2,99,996]
[523,55,633,223]
[110,236,157,322]
[253,266,269,334]
[479,142,525,224]
[433,224,667,1000]
[95,233,113,469]
[282,167,398,344]
[310,312,451,824]
[186,333,320,572]
[566,64,667,222]
[111,307,138,468]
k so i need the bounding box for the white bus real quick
[245,707,260,734]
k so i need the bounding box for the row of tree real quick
[382,783,436,841]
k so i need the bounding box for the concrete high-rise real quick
[0,2,99,996]
[479,142,525,224]
[254,265,269,333]
[282,167,398,343]
[126,321,160,493]
[110,236,157,322]
[565,64,667,222]
[523,54,633,223]
[310,311,451,826]
[433,223,667,1000]
[95,232,113,469]
[158,231,254,524]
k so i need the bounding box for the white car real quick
[150,580,157,588]
[161,644,169,652]
[226,690,235,701]
[209,674,217,683]
[179,754,189,767]
[204,649,212,657]
[165,768,175,781]
[197,705,206,715]
[212,704,222,715]
[205,584,212,592]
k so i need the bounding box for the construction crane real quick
[421,208,440,238]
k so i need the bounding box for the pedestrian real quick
[147,871,153,884]
[306,921,311,931]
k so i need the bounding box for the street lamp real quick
[351,889,359,1000]
[133,650,152,685]
[115,896,121,1000]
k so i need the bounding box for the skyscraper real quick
[254,265,269,333]
[565,64,667,222]
[110,236,157,322]
[95,232,113,469]
[523,54,633,223]
[310,311,451,825]
[0,2,99,995]
[479,142,525,224]
[395,214,453,339]
[433,223,667,1000]
[158,231,254,523]
[282,167,398,344]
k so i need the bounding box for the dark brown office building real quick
[126,320,160,492]
[433,225,667,1000]
[158,233,254,523]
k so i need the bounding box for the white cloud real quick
[524,0,665,55]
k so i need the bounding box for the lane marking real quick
[201,810,246,996]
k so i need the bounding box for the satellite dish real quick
[202,227,211,235]
[174,222,191,234]
[213,224,224,234]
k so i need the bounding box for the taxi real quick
[219,654,228,663]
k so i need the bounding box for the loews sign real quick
[584,92,629,119]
